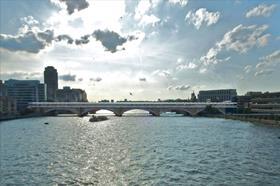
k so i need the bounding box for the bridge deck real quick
[28,102,237,109]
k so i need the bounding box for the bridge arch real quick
[81,108,123,116]
[122,109,160,116]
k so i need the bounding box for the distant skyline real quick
[1,0,279,101]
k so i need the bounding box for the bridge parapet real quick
[28,102,237,116]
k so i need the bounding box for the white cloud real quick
[243,65,252,73]
[176,62,197,70]
[200,24,269,65]
[217,24,269,53]
[134,0,161,27]
[20,16,39,26]
[246,4,277,18]
[169,0,188,7]
[152,69,171,77]
[134,0,152,20]
[256,50,280,69]
[185,8,220,29]
[254,69,274,77]
[139,14,160,27]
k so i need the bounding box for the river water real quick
[1,115,280,185]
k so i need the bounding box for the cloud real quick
[200,24,269,65]
[139,14,160,27]
[134,0,152,20]
[134,0,161,27]
[90,77,102,82]
[254,50,280,77]
[0,30,54,53]
[59,74,76,81]
[78,78,83,82]
[20,16,39,26]
[243,65,252,73]
[176,62,197,71]
[185,8,220,29]
[1,72,41,80]
[169,0,188,7]
[256,50,280,69]
[246,4,277,18]
[92,30,134,53]
[0,25,137,53]
[168,85,191,91]
[59,0,89,15]
[254,69,274,77]
[56,34,74,44]
[75,34,90,45]
[152,69,171,78]
[139,77,146,82]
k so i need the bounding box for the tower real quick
[191,91,197,102]
[44,66,58,101]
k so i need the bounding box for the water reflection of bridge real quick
[28,102,237,116]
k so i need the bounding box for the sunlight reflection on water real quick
[1,116,280,185]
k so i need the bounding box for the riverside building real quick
[198,89,237,102]
[56,86,88,102]
[4,79,47,111]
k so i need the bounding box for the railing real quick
[28,102,237,108]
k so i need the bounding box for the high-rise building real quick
[4,79,47,111]
[198,89,237,102]
[44,66,58,101]
[56,86,88,102]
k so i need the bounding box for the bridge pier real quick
[149,111,160,116]
[184,108,205,116]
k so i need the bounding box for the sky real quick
[0,0,279,102]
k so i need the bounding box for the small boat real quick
[44,122,49,125]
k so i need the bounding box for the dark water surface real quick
[1,116,280,185]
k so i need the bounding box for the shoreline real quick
[0,114,42,122]
[224,115,280,127]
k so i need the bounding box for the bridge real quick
[28,102,237,117]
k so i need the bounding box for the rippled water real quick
[1,115,280,185]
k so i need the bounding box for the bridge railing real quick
[28,102,237,108]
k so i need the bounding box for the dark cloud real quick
[92,30,131,53]
[127,35,139,41]
[139,77,146,82]
[37,30,54,43]
[168,85,191,91]
[0,27,137,53]
[75,34,90,45]
[78,78,83,82]
[56,34,74,44]
[59,0,89,15]
[0,30,54,53]
[90,77,102,82]
[59,74,76,81]
[175,85,191,91]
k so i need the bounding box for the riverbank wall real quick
[224,114,280,126]
[0,113,42,122]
